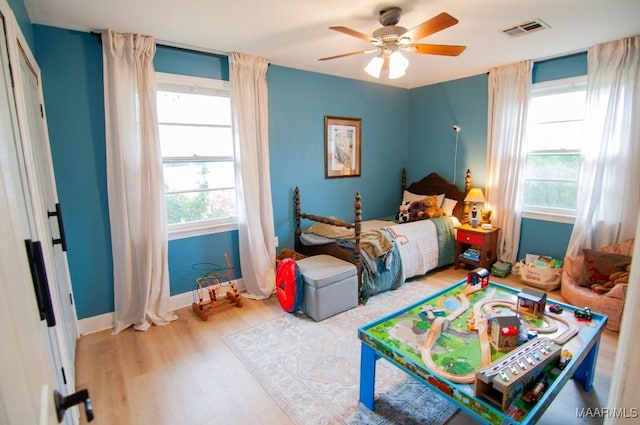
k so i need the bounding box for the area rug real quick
[224,280,459,425]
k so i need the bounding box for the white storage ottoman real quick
[296,254,358,321]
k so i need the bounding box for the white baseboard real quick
[78,278,245,336]
[77,312,114,336]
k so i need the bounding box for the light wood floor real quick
[75,267,618,425]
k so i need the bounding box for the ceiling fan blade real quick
[318,50,371,61]
[329,26,376,43]
[403,12,459,42]
[409,44,467,56]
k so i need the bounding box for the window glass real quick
[158,125,234,157]
[156,73,236,238]
[523,76,586,222]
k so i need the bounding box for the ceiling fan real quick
[319,7,466,79]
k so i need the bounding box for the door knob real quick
[54,388,94,422]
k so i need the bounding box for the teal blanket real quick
[360,234,404,302]
[360,217,455,302]
[432,217,456,267]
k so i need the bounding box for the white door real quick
[0,9,57,425]
[11,32,79,388]
[0,166,59,425]
[0,3,85,424]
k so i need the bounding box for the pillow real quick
[402,190,445,207]
[580,249,632,288]
[441,198,458,216]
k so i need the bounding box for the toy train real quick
[521,378,547,404]
[574,307,592,320]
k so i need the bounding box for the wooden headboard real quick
[401,168,471,222]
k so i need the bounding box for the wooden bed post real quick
[401,168,407,200]
[354,192,362,297]
[462,169,472,224]
[294,187,301,252]
[464,169,472,193]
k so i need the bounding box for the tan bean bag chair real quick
[561,239,634,332]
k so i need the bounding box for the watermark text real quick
[576,407,638,419]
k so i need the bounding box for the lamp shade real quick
[388,51,409,79]
[464,188,485,204]
[364,56,384,78]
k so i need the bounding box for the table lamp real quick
[464,188,485,228]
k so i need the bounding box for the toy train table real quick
[357,279,607,425]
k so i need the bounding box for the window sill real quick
[522,210,575,225]
[168,220,238,240]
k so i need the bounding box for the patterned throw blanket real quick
[305,222,394,261]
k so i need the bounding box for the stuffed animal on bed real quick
[408,199,427,221]
[423,195,445,218]
[396,201,411,223]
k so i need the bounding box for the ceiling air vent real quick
[502,19,550,38]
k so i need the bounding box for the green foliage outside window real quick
[166,193,208,224]
[524,154,579,209]
[164,163,236,224]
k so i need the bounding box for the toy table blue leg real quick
[573,337,600,392]
[359,343,379,410]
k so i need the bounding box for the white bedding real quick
[386,216,460,279]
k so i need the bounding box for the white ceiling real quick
[24,0,640,89]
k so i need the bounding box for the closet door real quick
[0,8,58,425]
[11,32,79,380]
[0,4,85,424]
[8,14,78,393]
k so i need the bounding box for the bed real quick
[294,169,472,302]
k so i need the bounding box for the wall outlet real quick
[274,236,279,247]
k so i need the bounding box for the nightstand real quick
[454,224,500,270]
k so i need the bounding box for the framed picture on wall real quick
[324,116,361,178]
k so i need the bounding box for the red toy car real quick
[548,304,563,314]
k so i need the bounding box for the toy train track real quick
[420,284,578,384]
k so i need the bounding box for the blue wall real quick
[269,66,408,249]
[408,53,587,261]
[408,73,488,188]
[33,27,113,320]
[33,25,408,319]
[30,20,586,319]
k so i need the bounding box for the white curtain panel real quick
[485,61,532,263]
[229,52,276,299]
[566,35,640,256]
[606,211,640,425]
[102,30,177,334]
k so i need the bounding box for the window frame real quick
[155,72,237,240]
[522,75,587,224]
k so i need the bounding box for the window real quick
[522,76,586,223]
[156,72,236,239]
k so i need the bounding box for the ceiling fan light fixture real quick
[324,10,464,80]
[364,55,384,78]
[388,51,409,79]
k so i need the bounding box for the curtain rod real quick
[90,31,228,58]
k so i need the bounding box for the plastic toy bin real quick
[296,254,358,321]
